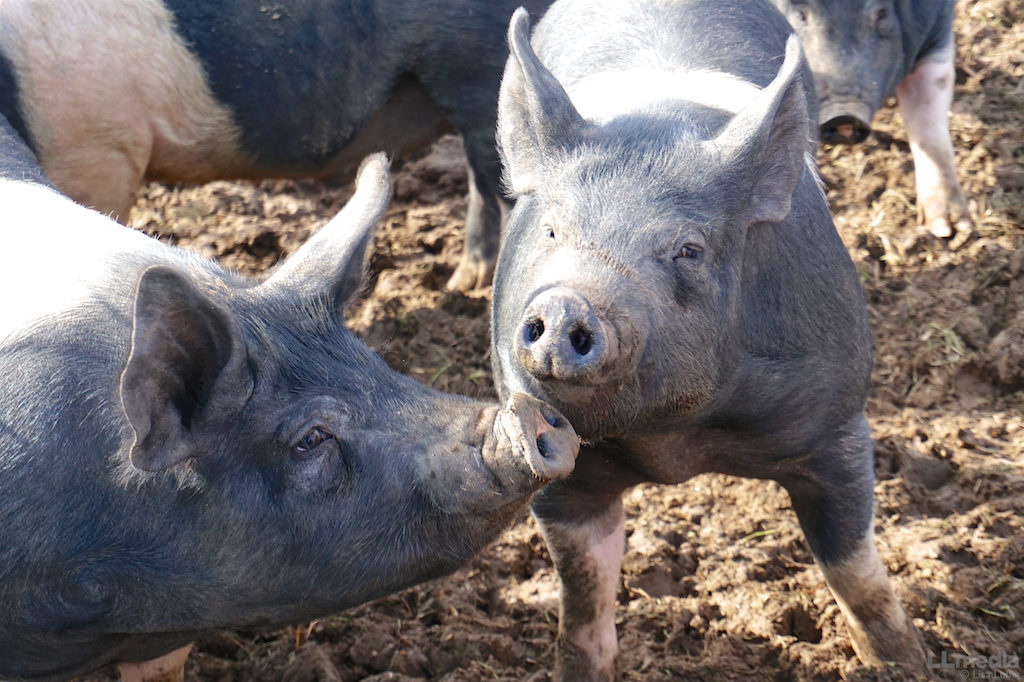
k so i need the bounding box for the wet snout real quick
[494,392,579,482]
[517,287,606,382]
[819,100,874,145]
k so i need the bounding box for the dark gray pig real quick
[0,0,553,292]
[491,1,924,679]
[769,0,970,240]
[0,114,578,681]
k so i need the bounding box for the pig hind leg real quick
[43,135,150,223]
[445,129,507,292]
[896,51,972,242]
[416,63,508,292]
[782,417,925,669]
[532,485,625,682]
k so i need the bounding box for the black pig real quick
[0,115,578,681]
[769,0,971,240]
[491,1,924,679]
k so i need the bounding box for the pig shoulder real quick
[898,0,955,67]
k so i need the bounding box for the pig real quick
[0,112,579,681]
[769,0,971,240]
[0,0,554,293]
[491,2,926,679]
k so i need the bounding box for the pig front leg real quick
[783,417,925,670]
[896,50,972,242]
[532,478,626,682]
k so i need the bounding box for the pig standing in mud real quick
[491,1,925,679]
[0,0,552,292]
[769,0,971,240]
[0,112,578,681]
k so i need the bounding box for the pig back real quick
[531,0,811,100]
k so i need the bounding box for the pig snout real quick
[493,392,579,483]
[819,101,874,145]
[516,287,608,382]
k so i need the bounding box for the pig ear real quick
[120,267,252,472]
[497,8,585,195]
[261,153,391,312]
[710,35,811,224]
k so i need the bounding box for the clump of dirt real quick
[92,1,1022,680]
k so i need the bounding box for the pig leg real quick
[532,479,627,681]
[446,131,507,292]
[117,644,192,682]
[782,418,924,669]
[896,50,972,241]
[43,141,148,223]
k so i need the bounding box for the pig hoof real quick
[927,217,953,239]
[446,253,494,292]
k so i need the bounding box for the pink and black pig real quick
[769,0,971,240]
[490,0,925,679]
[0,0,553,292]
[0,114,577,681]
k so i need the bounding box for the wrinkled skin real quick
[769,0,972,240]
[0,116,578,681]
[491,1,925,679]
[0,0,554,292]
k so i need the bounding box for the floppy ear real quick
[120,266,252,472]
[261,152,392,313]
[496,7,585,195]
[709,34,811,224]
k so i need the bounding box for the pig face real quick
[108,160,578,624]
[117,268,575,622]
[492,14,811,439]
[770,0,904,143]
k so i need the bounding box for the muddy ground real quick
[89,1,1022,680]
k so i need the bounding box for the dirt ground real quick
[89,1,1022,680]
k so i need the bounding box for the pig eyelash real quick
[675,244,704,260]
[293,426,336,459]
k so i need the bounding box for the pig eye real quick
[293,427,336,460]
[675,244,703,260]
[875,7,893,34]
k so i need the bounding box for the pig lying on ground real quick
[0,113,578,681]
[491,1,925,679]
[0,0,553,292]
[769,0,971,241]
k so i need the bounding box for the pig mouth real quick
[493,392,579,482]
[818,99,874,145]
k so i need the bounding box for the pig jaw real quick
[819,100,874,145]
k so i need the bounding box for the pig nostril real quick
[526,319,545,343]
[820,116,870,145]
[569,325,593,356]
